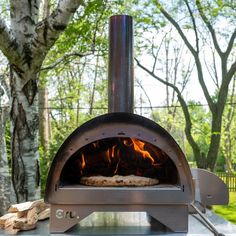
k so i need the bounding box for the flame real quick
[128,138,155,164]
[80,137,159,176]
[111,145,116,158]
[81,153,86,169]
[114,157,120,175]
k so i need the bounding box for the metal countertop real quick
[1,211,236,236]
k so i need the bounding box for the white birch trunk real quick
[10,69,40,202]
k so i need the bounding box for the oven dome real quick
[45,112,194,201]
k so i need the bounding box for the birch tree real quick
[0,0,83,203]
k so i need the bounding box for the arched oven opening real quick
[60,137,179,186]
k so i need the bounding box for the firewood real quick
[31,199,44,207]
[8,201,33,213]
[0,199,50,234]
[38,208,50,221]
[4,215,18,228]
[12,217,27,228]
[27,207,38,225]
[13,217,27,228]
[0,213,17,228]
[8,199,47,213]
[33,200,49,214]
[4,225,20,235]
[13,221,36,231]
[20,223,36,231]
[17,210,28,218]
[31,199,49,211]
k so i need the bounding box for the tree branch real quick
[136,78,156,119]
[34,0,83,58]
[196,0,222,56]
[156,1,215,112]
[152,32,167,73]
[184,0,199,52]
[226,60,236,82]
[156,1,197,56]
[40,51,92,72]
[196,0,236,115]
[0,18,20,64]
[135,57,202,161]
[135,58,179,93]
[225,29,236,57]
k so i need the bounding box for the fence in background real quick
[216,172,236,192]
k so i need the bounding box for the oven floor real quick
[61,184,180,189]
[0,210,235,235]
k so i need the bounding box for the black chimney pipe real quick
[108,15,134,113]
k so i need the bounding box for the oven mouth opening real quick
[60,137,180,187]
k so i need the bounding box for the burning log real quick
[0,199,50,234]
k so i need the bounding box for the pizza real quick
[80,175,159,187]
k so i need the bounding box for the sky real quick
[134,67,207,107]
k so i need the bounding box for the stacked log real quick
[0,199,50,234]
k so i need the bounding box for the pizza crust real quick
[80,175,159,187]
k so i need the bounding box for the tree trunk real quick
[0,76,13,216]
[206,113,222,171]
[89,55,99,115]
[39,87,50,153]
[0,106,11,214]
[10,67,40,203]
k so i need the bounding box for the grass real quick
[213,192,236,224]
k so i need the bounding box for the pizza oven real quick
[44,15,228,234]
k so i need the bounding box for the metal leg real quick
[147,205,189,232]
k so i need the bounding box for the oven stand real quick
[49,204,188,233]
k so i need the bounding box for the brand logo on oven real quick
[55,209,80,219]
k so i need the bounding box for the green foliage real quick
[151,106,188,156]
[40,124,73,195]
[215,152,226,172]
[5,120,11,172]
[220,93,236,172]
[213,192,236,224]
[39,146,50,196]
[151,101,214,165]
[188,101,211,155]
[43,0,112,71]
[0,0,10,19]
